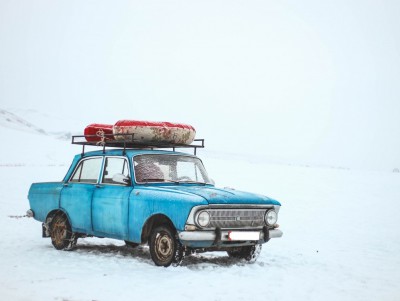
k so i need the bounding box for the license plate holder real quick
[228,231,260,241]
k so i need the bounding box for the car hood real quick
[157,185,281,206]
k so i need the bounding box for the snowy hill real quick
[0,109,77,166]
[0,117,399,301]
[0,108,86,141]
[7,108,85,136]
[0,109,47,135]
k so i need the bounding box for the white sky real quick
[1,0,400,170]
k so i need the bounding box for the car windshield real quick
[133,154,211,184]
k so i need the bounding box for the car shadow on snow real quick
[70,241,258,268]
[75,243,151,259]
[181,253,251,269]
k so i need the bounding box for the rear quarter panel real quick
[28,182,64,222]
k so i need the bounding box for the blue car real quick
[27,138,282,267]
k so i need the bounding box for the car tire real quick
[50,213,77,251]
[227,244,262,262]
[149,225,183,267]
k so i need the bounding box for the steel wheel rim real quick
[155,232,173,262]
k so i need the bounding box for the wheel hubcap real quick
[155,233,173,260]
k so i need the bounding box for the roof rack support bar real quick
[71,134,205,154]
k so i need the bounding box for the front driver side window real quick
[70,157,103,183]
[102,157,130,184]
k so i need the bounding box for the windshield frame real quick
[132,153,211,185]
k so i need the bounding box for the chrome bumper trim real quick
[26,209,34,218]
[178,229,283,241]
[269,229,283,238]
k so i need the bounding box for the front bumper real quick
[178,228,283,248]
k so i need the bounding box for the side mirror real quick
[112,173,130,185]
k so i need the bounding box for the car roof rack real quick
[71,133,205,156]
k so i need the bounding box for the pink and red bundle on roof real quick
[84,120,196,145]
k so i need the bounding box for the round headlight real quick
[265,210,277,225]
[196,211,210,227]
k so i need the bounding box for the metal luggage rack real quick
[71,133,205,156]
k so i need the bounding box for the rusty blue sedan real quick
[27,138,282,267]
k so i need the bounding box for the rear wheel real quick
[149,225,183,267]
[227,244,262,262]
[49,214,77,251]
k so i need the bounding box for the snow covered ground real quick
[0,110,399,301]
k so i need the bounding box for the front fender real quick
[128,186,208,242]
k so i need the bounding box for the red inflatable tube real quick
[84,124,114,142]
[114,120,195,131]
[113,120,196,145]
[84,120,196,145]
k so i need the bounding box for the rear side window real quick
[70,157,103,183]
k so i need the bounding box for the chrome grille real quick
[208,209,266,228]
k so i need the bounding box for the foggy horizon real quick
[1,0,399,171]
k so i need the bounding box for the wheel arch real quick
[141,214,176,244]
[45,209,71,226]
[42,209,71,238]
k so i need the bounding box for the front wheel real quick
[227,244,262,262]
[149,225,183,267]
[49,214,77,251]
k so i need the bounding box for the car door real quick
[60,156,104,233]
[91,156,133,239]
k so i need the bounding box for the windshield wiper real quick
[141,178,180,184]
[177,180,207,185]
